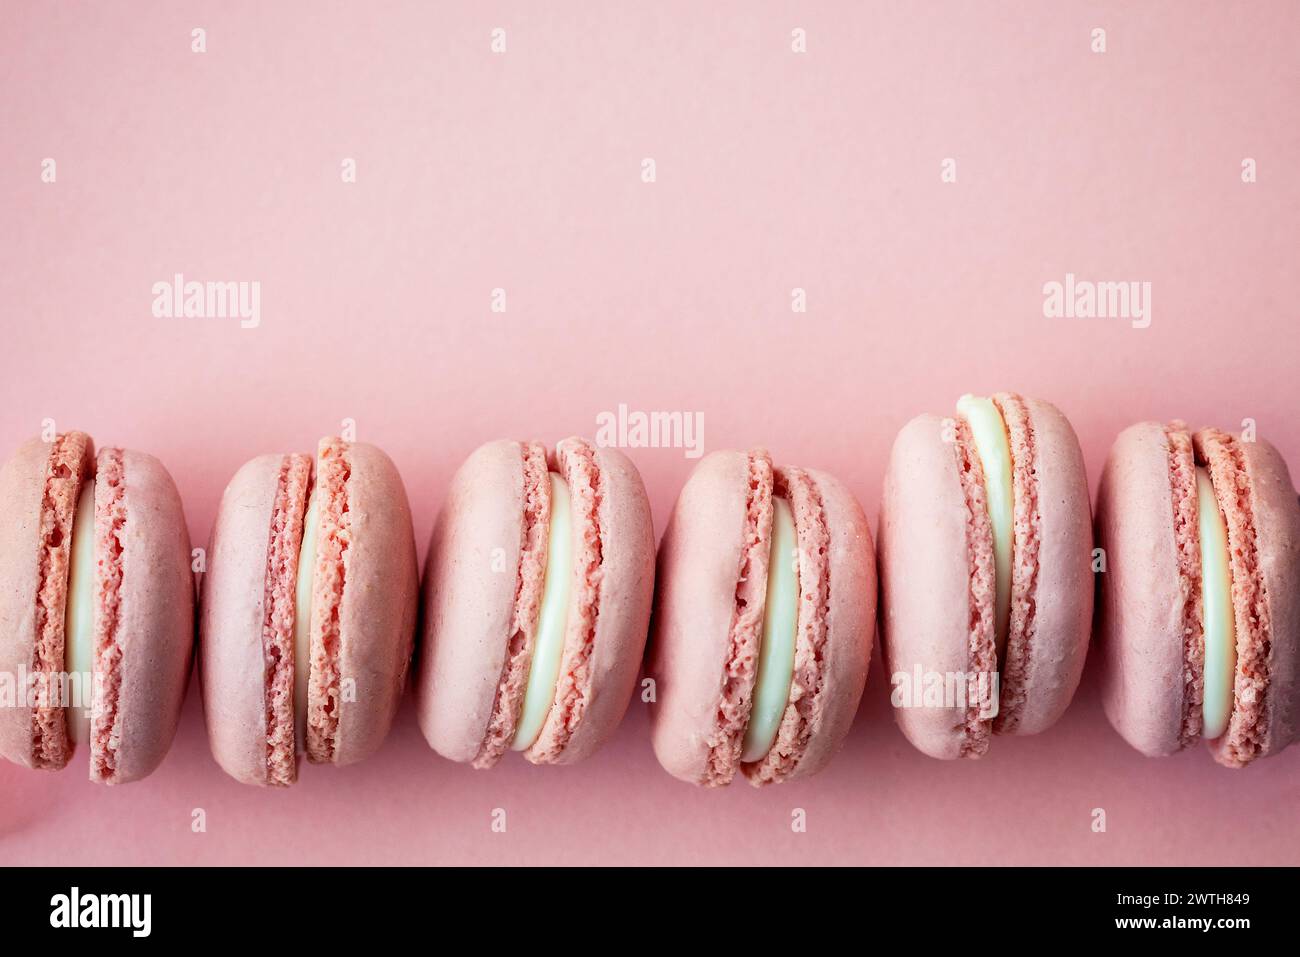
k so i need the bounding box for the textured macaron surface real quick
[303,437,351,764]
[649,449,774,786]
[94,448,194,785]
[474,440,550,767]
[261,453,311,785]
[0,433,93,771]
[309,439,418,768]
[1194,428,1300,767]
[992,394,1092,737]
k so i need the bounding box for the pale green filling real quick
[741,496,799,764]
[511,472,573,752]
[956,395,1014,656]
[1197,467,1236,740]
[293,487,320,750]
[64,480,96,745]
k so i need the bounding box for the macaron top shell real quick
[322,439,419,765]
[648,449,875,787]
[0,434,193,784]
[998,395,1094,736]
[416,436,656,767]
[201,453,294,786]
[648,450,766,785]
[415,439,535,765]
[0,433,95,770]
[1096,422,1195,758]
[879,415,981,760]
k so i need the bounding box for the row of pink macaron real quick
[0,391,1295,787]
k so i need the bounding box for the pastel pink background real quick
[2,1,1298,865]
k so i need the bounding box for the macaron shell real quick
[199,453,285,786]
[648,449,757,784]
[330,441,418,766]
[416,439,531,763]
[1096,422,1190,757]
[998,396,1093,735]
[527,440,656,764]
[755,466,874,782]
[104,449,194,784]
[878,414,973,760]
[1208,435,1300,764]
[0,434,94,770]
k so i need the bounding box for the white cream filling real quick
[741,496,800,764]
[64,480,96,745]
[1197,466,1236,740]
[511,472,573,751]
[956,395,1014,657]
[292,486,321,752]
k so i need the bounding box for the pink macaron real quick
[0,431,194,784]
[200,437,418,786]
[1097,421,1300,767]
[877,392,1093,759]
[648,449,876,787]
[417,437,655,768]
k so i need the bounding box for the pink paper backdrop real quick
[2,1,1298,865]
